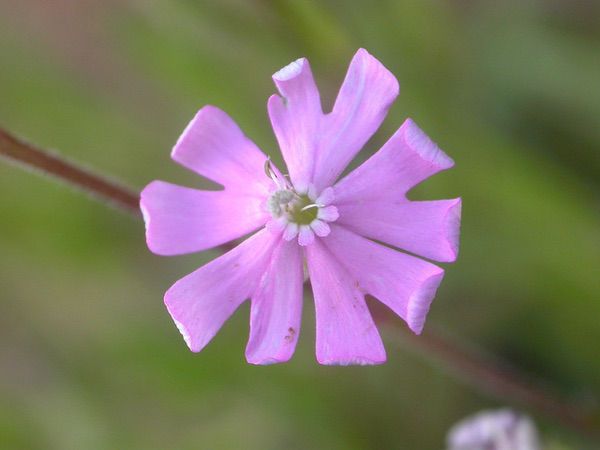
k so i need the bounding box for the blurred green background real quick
[1,0,599,449]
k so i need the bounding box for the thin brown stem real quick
[373,303,600,440]
[2,126,599,440]
[0,127,140,216]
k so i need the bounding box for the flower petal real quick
[164,230,278,353]
[283,223,299,241]
[305,239,386,365]
[298,225,315,246]
[334,118,455,201]
[268,58,322,188]
[141,181,269,255]
[322,225,444,334]
[171,105,271,195]
[336,198,461,263]
[246,240,303,365]
[265,217,288,234]
[312,48,399,190]
[317,205,339,222]
[310,219,330,237]
[316,187,335,205]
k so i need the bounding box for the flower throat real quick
[268,190,320,225]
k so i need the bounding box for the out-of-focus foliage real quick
[0,1,598,449]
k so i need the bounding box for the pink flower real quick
[140,49,461,365]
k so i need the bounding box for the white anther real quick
[300,203,323,212]
[264,158,289,190]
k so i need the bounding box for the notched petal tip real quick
[444,198,462,263]
[139,201,158,255]
[352,48,400,98]
[401,118,454,170]
[406,269,445,335]
[139,182,154,227]
[246,352,292,366]
[273,57,307,81]
[139,181,177,256]
[317,354,387,366]
[139,179,161,203]
[170,105,220,163]
[172,318,197,352]
[164,291,201,352]
[267,93,286,111]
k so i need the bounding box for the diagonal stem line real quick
[2,126,599,440]
[378,312,600,440]
[0,127,140,216]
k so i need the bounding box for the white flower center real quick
[264,160,338,246]
[268,191,320,225]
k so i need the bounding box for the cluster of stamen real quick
[264,159,338,246]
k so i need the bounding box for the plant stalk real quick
[0,127,140,216]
